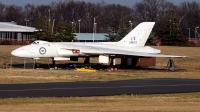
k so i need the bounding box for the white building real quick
[0,22,38,41]
[74,33,107,42]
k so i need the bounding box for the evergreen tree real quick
[105,23,128,42]
[33,12,44,40]
[161,10,181,45]
[33,12,53,41]
[146,32,159,45]
[105,27,116,41]
[53,18,77,42]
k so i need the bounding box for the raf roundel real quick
[39,47,46,55]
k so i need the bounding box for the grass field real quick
[0,45,200,111]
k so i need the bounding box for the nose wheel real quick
[52,58,56,69]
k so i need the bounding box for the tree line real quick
[0,0,199,44]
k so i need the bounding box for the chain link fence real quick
[3,57,51,69]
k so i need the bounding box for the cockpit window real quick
[31,42,37,44]
[31,40,49,44]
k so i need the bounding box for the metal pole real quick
[25,19,29,26]
[189,28,190,40]
[170,20,171,37]
[24,58,26,69]
[33,59,35,70]
[195,27,199,40]
[78,20,81,38]
[9,24,13,40]
[195,28,196,40]
[71,22,74,32]
[197,27,199,40]
[11,21,14,41]
[48,9,51,27]
[131,23,132,30]
[93,17,95,42]
[10,57,12,68]
[129,21,132,31]
[95,23,97,40]
[187,28,190,40]
[52,19,55,33]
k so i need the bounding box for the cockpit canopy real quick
[31,40,49,44]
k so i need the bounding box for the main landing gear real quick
[110,57,115,66]
[84,57,90,64]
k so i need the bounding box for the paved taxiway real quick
[0,78,200,98]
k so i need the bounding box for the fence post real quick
[10,57,12,68]
[24,58,26,69]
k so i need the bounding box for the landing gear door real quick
[99,55,109,63]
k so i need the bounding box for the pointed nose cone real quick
[11,50,15,56]
[11,49,21,57]
[11,46,27,57]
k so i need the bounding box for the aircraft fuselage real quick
[11,41,160,59]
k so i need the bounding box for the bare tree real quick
[23,4,35,26]
[133,0,175,22]
[0,2,5,21]
[100,4,133,33]
[4,5,24,24]
[178,1,200,39]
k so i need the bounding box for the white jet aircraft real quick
[11,22,186,65]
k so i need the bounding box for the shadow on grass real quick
[10,63,187,72]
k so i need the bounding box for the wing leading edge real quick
[60,44,187,58]
[81,47,187,58]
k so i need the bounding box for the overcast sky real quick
[0,0,198,6]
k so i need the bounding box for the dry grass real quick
[153,46,200,70]
[1,69,200,84]
[0,93,200,112]
[1,45,200,111]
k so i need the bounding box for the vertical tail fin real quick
[118,22,155,47]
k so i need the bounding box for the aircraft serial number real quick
[129,41,137,44]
